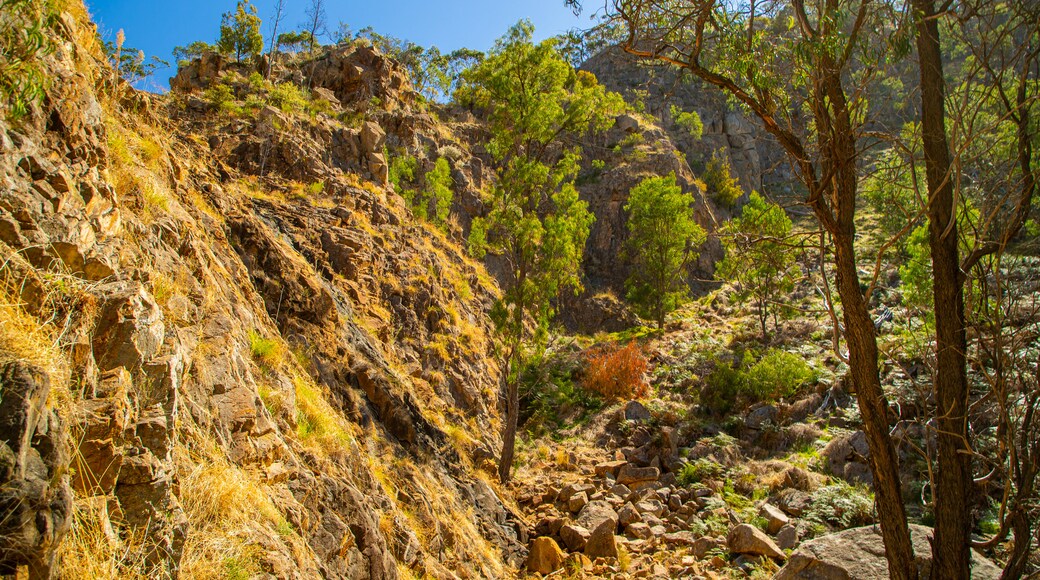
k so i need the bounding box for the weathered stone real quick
[623,400,651,422]
[760,503,790,535]
[563,552,592,572]
[691,536,721,559]
[662,531,697,547]
[618,502,642,527]
[617,463,659,486]
[575,500,619,532]
[527,537,566,575]
[560,523,590,552]
[615,114,640,133]
[0,359,72,577]
[585,519,619,560]
[91,284,165,372]
[360,121,386,154]
[595,460,627,478]
[727,524,786,560]
[775,524,1002,579]
[559,482,595,503]
[746,404,778,429]
[625,521,653,540]
[777,488,813,517]
[568,491,589,513]
[776,524,798,550]
[634,499,666,518]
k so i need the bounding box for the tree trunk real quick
[816,54,918,577]
[832,231,918,580]
[914,2,973,576]
[498,371,519,483]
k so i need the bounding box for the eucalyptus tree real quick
[455,21,625,482]
[217,0,263,62]
[586,0,920,575]
[624,174,706,329]
[570,0,1040,577]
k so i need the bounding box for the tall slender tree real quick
[456,21,624,482]
[303,0,327,55]
[600,1,918,575]
[265,0,287,76]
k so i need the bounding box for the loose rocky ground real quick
[507,295,1014,579]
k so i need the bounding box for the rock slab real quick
[774,524,1002,579]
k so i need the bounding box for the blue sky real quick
[84,0,590,92]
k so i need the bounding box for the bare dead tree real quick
[265,0,287,77]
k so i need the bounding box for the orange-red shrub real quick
[582,341,650,400]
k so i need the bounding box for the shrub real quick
[701,349,816,414]
[0,0,58,121]
[204,83,237,114]
[268,82,308,113]
[247,330,282,369]
[677,458,725,486]
[805,482,875,529]
[670,105,703,140]
[743,349,817,401]
[520,352,601,434]
[582,341,650,400]
[703,150,743,209]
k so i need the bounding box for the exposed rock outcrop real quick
[0,359,72,578]
[2,5,524,578]
[775,524,1002,579]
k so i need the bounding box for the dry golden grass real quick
[176,428,293,579]
[56,496,148,579]
[293,374,355,454]
[0,280,69,391]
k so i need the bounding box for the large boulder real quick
[527,537,566,575]
[774,524,1002,579]
[728,523,786,560]
[575,500,619,532]
[0,359,72,578]
[584,519,619,560]
[820,430,873,485]
[617,463,659,486]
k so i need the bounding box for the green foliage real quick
[423,157,454,226]
[899,223,933,320]
[670,105,704,140]
[702,349,816,414]
[204,83,238,114]
[172,40,216,66]
[247,330,282,370]
[716,191,799,338]
[743,349,817,401]
[218,0,263,62]
[703,150,743,209]
[624,173,706,328]
[276,31,314,54]
[805,482,875,529]
[520,352,602,435]
[457,20,624,362]
[389,153,418,191]
[862,142,925,248]
[268,82,307,113]
[0,0,61,121]
[677,458,725,486]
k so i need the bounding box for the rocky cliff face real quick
[582,47,793,201]
[1,6,523,578]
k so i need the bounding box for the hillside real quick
[1,2,1038,580]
